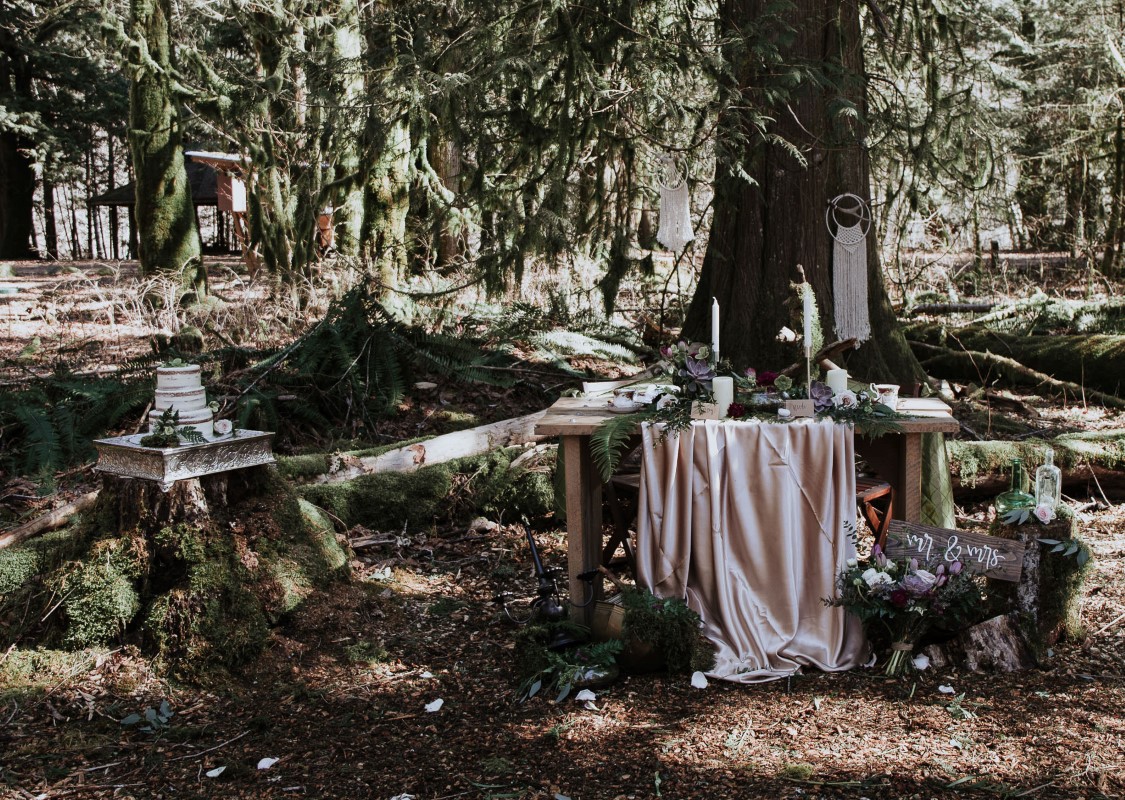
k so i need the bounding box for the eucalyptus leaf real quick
[120,713,141,726]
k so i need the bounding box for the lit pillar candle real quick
[711,297,720,364]
[826,368,848,394]
[713,376,734,418]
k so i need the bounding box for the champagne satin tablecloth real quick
[635,419,867,683]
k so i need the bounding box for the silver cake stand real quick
[93,430,276,491]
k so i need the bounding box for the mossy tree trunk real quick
[360,2,411,294]
[682,0,923,385]
[0,41,35,259]
[126,0,206,300]
[326,0,365,257]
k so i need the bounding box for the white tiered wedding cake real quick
[149,365,214,438]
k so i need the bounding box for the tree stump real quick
[0,466,350,675]
[989,515,1091,661]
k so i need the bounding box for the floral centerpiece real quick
[590,339,907,480]
[656,341,716,398]
[826,545,984,675]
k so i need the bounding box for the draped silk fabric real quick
[635,419,867,683]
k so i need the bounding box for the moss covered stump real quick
[988,514,1091,662]
[0,467,349,676]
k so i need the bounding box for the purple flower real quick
[758,370,778,387]
[901,574,935,597]
[683,357,715,382]
[948,560,963,576]
[809,380,834,412]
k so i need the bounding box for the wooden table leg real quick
[856,431,925,523]
[562,435,603,622]
[899,432,923,522]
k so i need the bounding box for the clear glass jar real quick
[995,458,1035,515]
[1035,448,1062,514]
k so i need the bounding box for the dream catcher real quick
[826,193,872,345]
[655,154,694,253]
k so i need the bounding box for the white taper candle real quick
[803,285,813,352]
[711,297,720,364]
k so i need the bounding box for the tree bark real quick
[0,32,35,260]
[126,0,206,298]
[684,0,922,385]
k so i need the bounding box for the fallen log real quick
[907,323,1125,396]
[283,410,547,485]
[909,302,996,316]
[947,433,1125,500]
[0,491,98,551]
[910,340,1125,409]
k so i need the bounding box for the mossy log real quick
[298,447,556,532]
[0,467,349,677]
[906,323,1125,397]
[947,433,1125,500]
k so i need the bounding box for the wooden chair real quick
[603,472,639,570]
[856,475,894,550]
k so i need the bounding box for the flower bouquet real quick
[826,545,984,675]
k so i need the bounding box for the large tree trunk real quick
[0,36,35,260]
[126,0,206,298]
[685,0,922,385]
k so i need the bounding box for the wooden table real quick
[534,396,959,620]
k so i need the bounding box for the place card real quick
[691,401,721,420]
[784,399,815,417]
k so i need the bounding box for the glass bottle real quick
[995,458,1035,514]
[1035,448,1062,513]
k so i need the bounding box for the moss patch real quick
[297,447,556,531]
[2,468,350,679]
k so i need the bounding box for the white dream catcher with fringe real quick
[826,192,872,345]
[655,154,694,253]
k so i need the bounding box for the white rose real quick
[846,557,858,568]
[213,419,233,436]
[832,390,858,408]
[861,568,893,588]
[1034,503,1055,524]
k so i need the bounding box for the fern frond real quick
[15,405,63,474]
[589,410,652,483]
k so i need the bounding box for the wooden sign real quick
[784,399,815,417]
[884,520,1025,582]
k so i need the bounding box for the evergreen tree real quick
[126,0,206,297]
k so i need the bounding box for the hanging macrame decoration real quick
[826,193,872,345]
[655,155,694,253]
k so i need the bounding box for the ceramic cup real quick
[611,393,641,411]
[872,383,900,410]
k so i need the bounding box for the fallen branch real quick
[911,340,1125,409]
[0,491,98,551]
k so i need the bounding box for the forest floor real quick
[1,258,1124,800]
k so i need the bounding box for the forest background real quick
[3,2,1125,799]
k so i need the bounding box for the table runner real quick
[635,419,866,683]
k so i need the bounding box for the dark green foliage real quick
[242,284,518,440]
[0,370,152,477]
[619,587,715,675]
[513,622,622,701]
